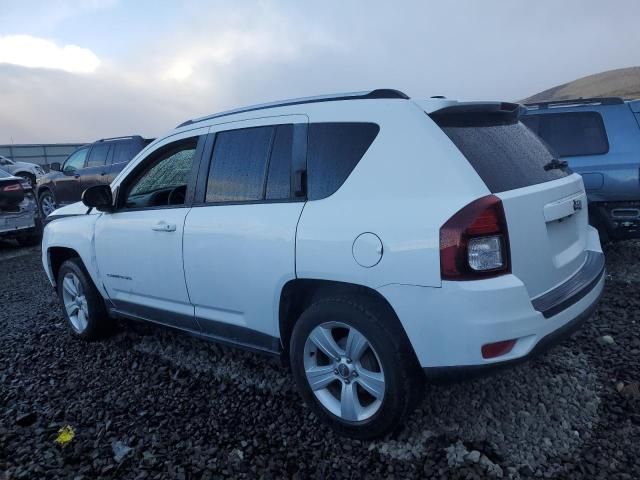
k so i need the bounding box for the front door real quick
[183,116,308,351]
[94,130,207,330]
[56,147,89,205]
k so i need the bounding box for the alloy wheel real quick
[40,194,56,216]
[61,272,89,333]
[303,322,385,422]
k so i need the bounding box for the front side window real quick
[521,112,609,157]
[123,138,198,209]
[63,148,88,172]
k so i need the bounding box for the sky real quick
[1,0,639,144]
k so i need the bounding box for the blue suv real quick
[522,97,640,242]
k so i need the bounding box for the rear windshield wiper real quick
[543,159,568,171]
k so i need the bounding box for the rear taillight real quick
[2,183,22,192]
[440,195,510,280]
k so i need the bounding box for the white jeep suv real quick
[42,89,605,438]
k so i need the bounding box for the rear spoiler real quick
[429,102,523,127]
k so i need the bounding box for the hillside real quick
[521,67,640,103]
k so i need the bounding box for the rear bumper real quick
[0,211,36,236]
[591,201,640,241]
[422,278,602,381]
[378,246,605,371]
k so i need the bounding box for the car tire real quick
[57,258,112,340]
[38,190,57,218]
[290,295,423,439]
[16,172,36,187]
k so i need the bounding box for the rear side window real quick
[86,143,110,167]
[434,116,568,193]
[111,141,135,165]
[307,123,380,200]
[266,125,293,200]
[521,112,609,157]
[206,126,274,203]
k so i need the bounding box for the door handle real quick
[74,173,80,178]
[152,222,176,232]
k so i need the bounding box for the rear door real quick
[432,107,592,298]
[182,115,307,351]
[107,140,142,183]
[80,142,112,191]
[55,147,89,205]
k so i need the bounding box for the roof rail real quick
[96,135,145,143]
[524,97,624,109]
[177,89,409,128]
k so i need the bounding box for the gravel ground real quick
[1,239,639,479]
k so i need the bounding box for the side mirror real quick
[49,162,61,172]
[81,185,113,212]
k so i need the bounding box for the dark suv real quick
[37,136,152,217]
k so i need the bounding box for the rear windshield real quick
[432,113,569,193]
[521,112,609,157]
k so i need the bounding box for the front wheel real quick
[38,190,57,217]
[290,296,423,439]
[57,258,111,340]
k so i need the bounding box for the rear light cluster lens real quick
[440,195,510,280]
[2,183,22,192]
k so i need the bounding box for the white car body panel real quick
[0,156,44,179]
[295,101,489,289]
[41,92,604,369]
[183,115,307,340]
[378,226,603,367]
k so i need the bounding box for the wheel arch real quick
[48,246,82,287]
[278,279,416,360]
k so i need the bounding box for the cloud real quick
[2,0,640,144]
[0,35,100,74]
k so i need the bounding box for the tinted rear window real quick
[86,143,110,167]
[111,141,135,165]
[265,125,293,200]
[434,115,568,193]
[206,126,274,203]
[521,112,609,157]
[307,123,379,200]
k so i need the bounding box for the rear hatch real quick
[430,102,590,298]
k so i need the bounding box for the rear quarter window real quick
[434,116,568,193]
[521,112,609,157]
[307,122,379,200]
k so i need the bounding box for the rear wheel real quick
[290,296,423,439]
[16,172,36,187]
[39,190,57,217]
[57,258,111,340]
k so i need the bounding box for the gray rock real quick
[111,441,132,463]
[597,335,615,345]
[464,450,481,463]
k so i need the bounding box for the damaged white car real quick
[0,169,41,246]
